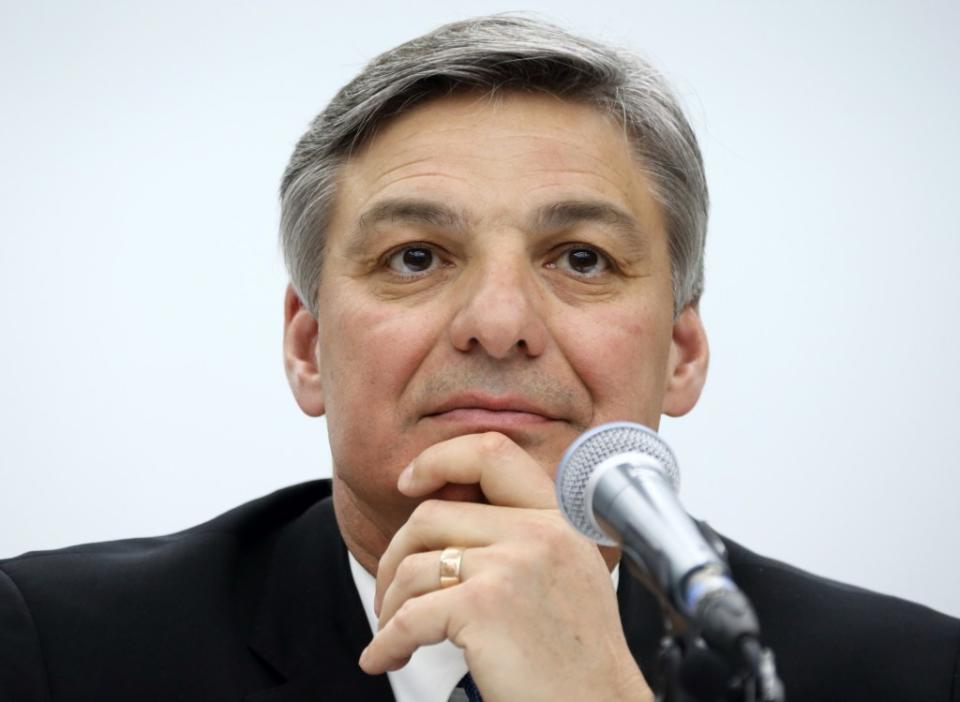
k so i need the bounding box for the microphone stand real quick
[630,521,786,702]
[654,630,784,702]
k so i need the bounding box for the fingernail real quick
[397,462,415,492]
[358,646,369,667]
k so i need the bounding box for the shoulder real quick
[0,480,331,601]
[725,538,960,701]
[0,480,335,701]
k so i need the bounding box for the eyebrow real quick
[532,200,646,250]
[348,196,648,257]
[349,198,471,256]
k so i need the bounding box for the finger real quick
[374,501,551,613]
[359,586,465,674]
[378,546,489,627]
[398,431,557,509]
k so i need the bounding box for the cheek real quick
[556,302,673,423]
[320,292,439,415]
[317,287,451,475]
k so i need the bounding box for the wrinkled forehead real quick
[330,91,665,240]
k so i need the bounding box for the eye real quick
[553,246,611,277]
[385,245,441,276]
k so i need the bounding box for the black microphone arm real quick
[556,422,784,702]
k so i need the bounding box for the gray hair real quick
[280,15,708,317]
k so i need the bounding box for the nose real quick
[448,253,548,359]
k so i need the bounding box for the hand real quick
[358,431,653,702]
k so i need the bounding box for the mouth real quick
[422,393,561,430]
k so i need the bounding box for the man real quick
[1,15,957,702]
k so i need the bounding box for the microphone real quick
[555,421,760,662]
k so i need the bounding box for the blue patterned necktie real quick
[449,672,484,702]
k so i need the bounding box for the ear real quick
[661,305,709,417]
[283,284,325,417]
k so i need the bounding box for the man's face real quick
[306,91,699,528]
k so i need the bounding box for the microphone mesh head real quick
[556,422,680,543]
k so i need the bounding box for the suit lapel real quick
[245,487,394,702]
[617,562,668,689]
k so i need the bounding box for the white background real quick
[2,1,957,618]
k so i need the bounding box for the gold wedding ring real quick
[439,547,465,588]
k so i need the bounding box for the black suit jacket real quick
[1,480,958,701]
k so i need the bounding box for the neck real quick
[332,475,396,576]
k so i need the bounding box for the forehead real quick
[330,91,665,241]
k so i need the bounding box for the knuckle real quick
[465,573,513,614]
[392,601,417,634]
[410,499,442,525]
[526,514,561,542]
[459,578,490,611]
[394,557,418,588]
[526,517,572,559]
[493,542,533,572]
[530,540,556,567]
[478,431,511,456]
[495,547,523,570]
[541,518,570,546]
[488,571,516,599]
